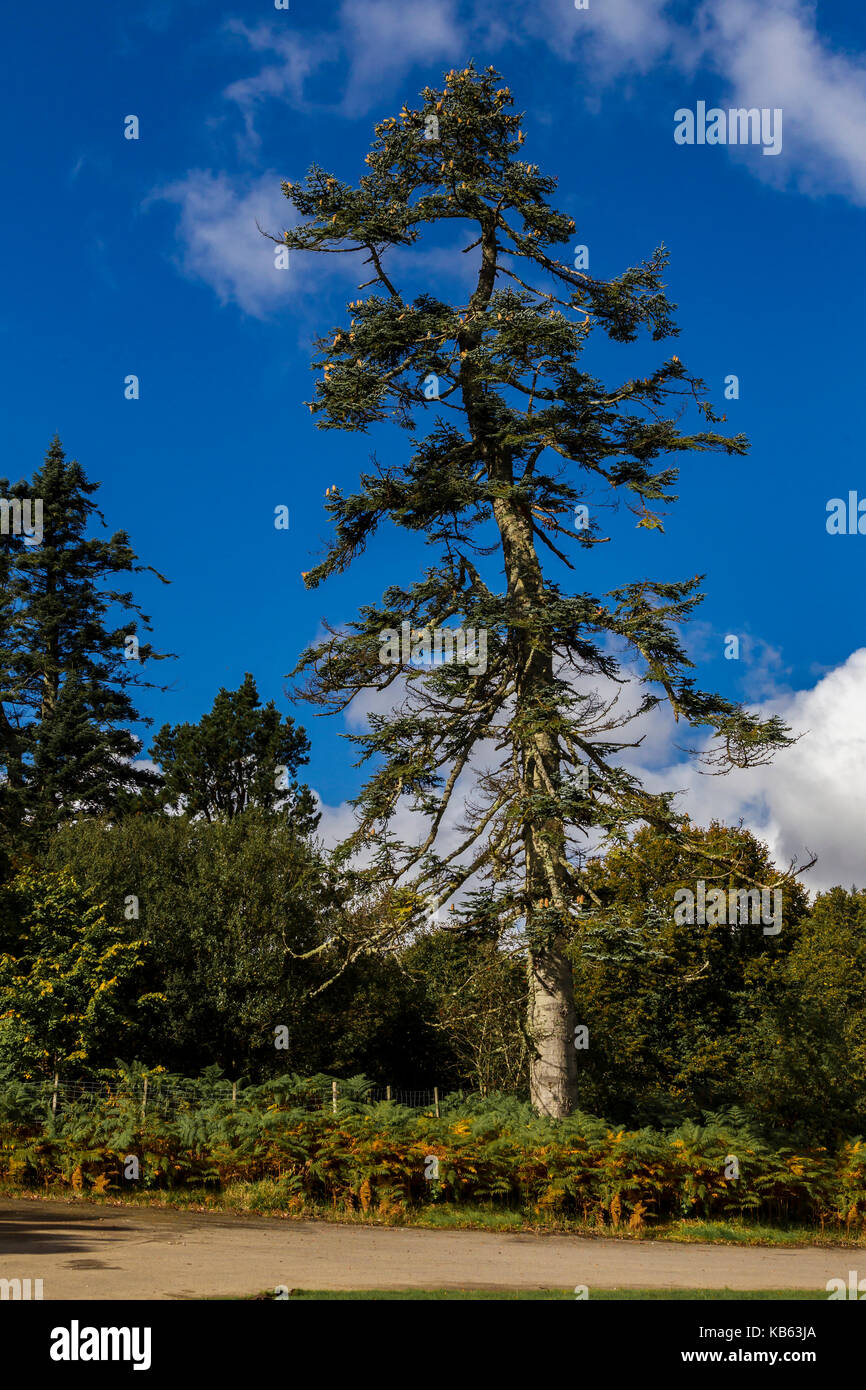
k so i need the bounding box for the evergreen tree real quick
[282,66,800,1116]
[0,436,171,842]
[150,672,318,831]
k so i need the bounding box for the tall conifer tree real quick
[283,66,797,1115]
[0,436,170,842]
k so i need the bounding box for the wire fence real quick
[0,1074,450,1121]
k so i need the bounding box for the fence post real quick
[331,1080,338,1115]
[51,1072,59,1116]
[141,1075,148,1123]
[434,1087,440,1119]
[232,1081,237,1108]
[386,1084,391,1102]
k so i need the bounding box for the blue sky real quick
[3,0,865,883]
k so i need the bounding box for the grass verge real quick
[2,1180,863,1248]
[249,1287,829,1301]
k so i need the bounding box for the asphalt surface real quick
[0,1197,850,1300]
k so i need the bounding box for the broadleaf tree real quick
[281,65,800,1116]
[0,864,154,1076]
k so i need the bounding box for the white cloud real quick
[623,647,866,893]
[224,22,333,140]
[339,0,467,114]
[526,0,866,202]
[146,169,372,319]
[147,167,483,319]
[222,0,866,205]
[147,170,295,316]
[693,0,866,202]
[313,668,510,909]
[526,0,675,75]
[312,789,362,849]
[154,1,866,315]
[224,0,468,127]
[315,648,866,897]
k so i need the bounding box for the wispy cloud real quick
[337,0,468,113]
[153,1,866,315]
[691,0,866,202]
[145,170,301,316]
[539,0,866,203]
[524,0,676,75]
[223,0,866,203]
[224,0,468,131]
[223,21,333,142]
[148,167,483,318]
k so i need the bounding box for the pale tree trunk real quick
[523,749,579,1116]
[461,215,579,1118]
[528,946,577,1116]
[494,491,579,1118]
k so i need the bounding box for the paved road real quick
[0,1197,850,1300]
